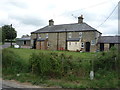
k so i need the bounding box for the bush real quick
[29,52,89,79]
[93,48,118,71]
[29,52,62,77]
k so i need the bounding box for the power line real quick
[57,1,110,18]
[71,1,110,19]
[96,3,118,28]
[75,1,109,12]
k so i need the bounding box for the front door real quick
[85,42,90,52]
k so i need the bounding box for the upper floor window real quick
[79,32,82,38]
[38,35,41,39]
[68,32,72,38]
[46,33,48,38]
[91,40,96,45]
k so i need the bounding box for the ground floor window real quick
[109,43,114,49]
[81,42,84,48]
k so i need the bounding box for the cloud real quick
[10,15,46,26]
[0,0,119,37]
[7,0,28,9]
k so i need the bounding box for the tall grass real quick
[2,49,30,74]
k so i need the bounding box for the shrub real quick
[29,52,89,78]
[93,48,118,71]
[29,52,61,77]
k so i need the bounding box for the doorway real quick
[33,38,37,49]
[100,43,104,51]
[85,42,90,52]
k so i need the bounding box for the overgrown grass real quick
[2,47,120,88]
[5,48,96,62]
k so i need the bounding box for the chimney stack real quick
[49,19,54,26]
[78,15,84,23]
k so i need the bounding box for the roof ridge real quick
[51,22,85,26]
[31,22,100,34]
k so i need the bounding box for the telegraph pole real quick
[10,24,12,47]
[65,29,67,50]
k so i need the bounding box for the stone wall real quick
[48,33,57,50]
[58,33,66,50]
[104,44,109,51]
[36,41,40,49]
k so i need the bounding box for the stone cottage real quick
[31,15,102,52]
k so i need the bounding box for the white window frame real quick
[38,35,41,39]
[79,32,82,38]
[81,42,84,48]
[91,40,96,45]
[68,32,72,38]
[46,33,48,38]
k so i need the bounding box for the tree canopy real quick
[0,28,2,42]
[2,25,17,39]
[2,25,17,43]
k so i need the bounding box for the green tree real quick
[2,24,17,46]
[0,28,2,43]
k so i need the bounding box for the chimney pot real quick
[78,15,84,23]
[49,19,54,26]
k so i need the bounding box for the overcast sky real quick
[0,0,119,38]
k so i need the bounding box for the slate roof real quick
[98,36,120,44]
[31,23,101,34]
[67,38,80,41]
[16,37,31,41]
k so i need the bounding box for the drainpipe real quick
[57,33,59,50]
[10,24,12,47]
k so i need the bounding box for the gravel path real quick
[1,78,43,89]
[1,78,62,90]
